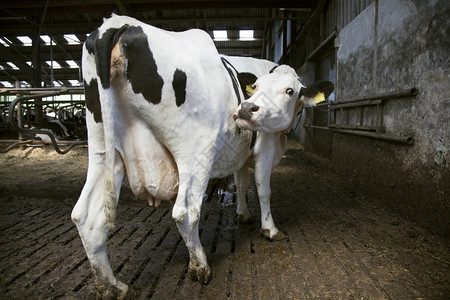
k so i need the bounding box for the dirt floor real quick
[0,141,449,299]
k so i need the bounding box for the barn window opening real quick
[7,62,19,69]
[213,30,228,41]
[47,61,61,69]
[40,35,52,45]
[66,60,78,68]
[0,37,11,47]
[17,36,32,46]
[0,81,13,87]
[64,34,81,45]
[239,29,254,40]
[68,79,80,86]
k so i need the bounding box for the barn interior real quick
[0,1,448,298]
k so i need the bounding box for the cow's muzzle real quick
[233,102,260,121]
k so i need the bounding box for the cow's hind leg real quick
[234,166,253,224]
[172,169,211,283]
[71,144,129,297]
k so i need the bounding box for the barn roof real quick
[0,0,318,88]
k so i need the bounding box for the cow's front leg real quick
[72,150,130,298]
[172,171,211,283]
[234,166,253,224]
[254,145,287,241]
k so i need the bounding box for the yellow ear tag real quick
[314,92,326,104]
[246,85,255,95]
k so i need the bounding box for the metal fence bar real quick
[3,90,87,154]
[333,129,414,144]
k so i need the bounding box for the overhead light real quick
[7,62,18,69]
[239,30,254,40]
[20,81,30,87]
[64,34,80,45]
[213,30,228,41]
[40,35,52,45]
[17,36,32,46]
[0,37,11,47]
[66,60,78,68]
[68,79,80,86]
[0,81,13,87]
[46,60,61,69]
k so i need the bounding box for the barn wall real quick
[291,0,449,236]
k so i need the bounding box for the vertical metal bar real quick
[328,104,331,127]
[347,0,351,25]
[379,102,384,133]
[50,37,54,87]
[375,103,381,133]
[357,105,362,127]
[260,8,269,59]
[333,107,336,127]
[15,81,23,140]
[351,0,355,20]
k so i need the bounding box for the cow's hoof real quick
[120,286,140,300]
[188,263,212,284]
[260,228,288,241]
[94,279,134,300]
[238,214,255,225]
[95,287,138,300]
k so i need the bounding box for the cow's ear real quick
[238,72,258,98]
[299,80,334,104]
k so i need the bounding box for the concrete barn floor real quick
[0,141,448,299]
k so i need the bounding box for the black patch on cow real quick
[84,79,102,123]
[95,25,129,89]
[120,26,164,105]
[172,69,187,107]
[85,29,98,55]
[237,72,257,100]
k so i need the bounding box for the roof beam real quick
[0,15,310,36]
[114,0,134,16]
[0,43,33,77]
[0,1,316,17]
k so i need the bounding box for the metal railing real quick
[303,88,418,145]
[0,87,87,154]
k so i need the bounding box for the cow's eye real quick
[286,88,294,97]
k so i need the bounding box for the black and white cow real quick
[71,14,333,298]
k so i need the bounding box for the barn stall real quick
[0,0,449,299]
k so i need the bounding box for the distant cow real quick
[71,14,333,298]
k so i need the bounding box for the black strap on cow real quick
[221,57,242,105]
[221,57,257,149]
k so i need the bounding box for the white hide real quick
[72,14,315,298]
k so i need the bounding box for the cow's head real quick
[233,65,334,133]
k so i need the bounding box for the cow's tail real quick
[94,24,129,227]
